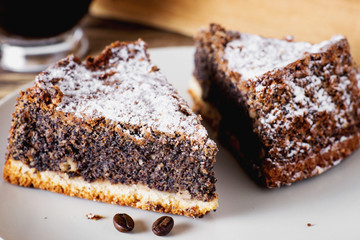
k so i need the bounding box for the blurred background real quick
[1,0,359,99]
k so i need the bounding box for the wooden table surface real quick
[0,15,193,101]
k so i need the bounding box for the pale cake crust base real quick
[188,77,221,130]
[3,158,218,218]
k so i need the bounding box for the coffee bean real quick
[152,216,174,236]
[113,213,134,233]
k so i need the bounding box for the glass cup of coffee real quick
[0,0,92,72]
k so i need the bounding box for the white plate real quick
[1,47,360,240]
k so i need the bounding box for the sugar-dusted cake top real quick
[224,33,344,80]
[200,23,358,163]
[236,34,358,162]
[35,40,211,142]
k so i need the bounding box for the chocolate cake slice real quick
[3,40,218,217]
[190,23,360,187]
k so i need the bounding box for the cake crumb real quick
[86,213,103,220]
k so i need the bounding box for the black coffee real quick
[152,216,174,236]
[113,213,135,233]
[0,0,91,38]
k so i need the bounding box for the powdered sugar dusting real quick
[256,63,355,161]
[35,41,209,141]
[224,34,344,80]
[222,32,356,161]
